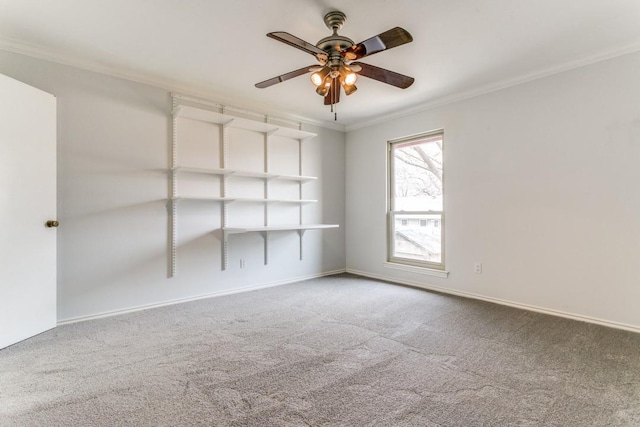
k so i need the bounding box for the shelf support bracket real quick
[259,231,270,265]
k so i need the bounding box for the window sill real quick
[383,262,449,278]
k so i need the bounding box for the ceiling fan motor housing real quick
[316,34,354,53]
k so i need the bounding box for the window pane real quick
[393,137,442,211]
[393,213,442,263]
[389,132,444,268]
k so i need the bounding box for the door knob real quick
[45,220,59,228]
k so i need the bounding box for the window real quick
[388,131,444,269]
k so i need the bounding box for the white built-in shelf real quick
[172,196,317,204]
[173,105,317,140]
[173,166,233,176]
[170,98,335,275]
[172,166,317,182]
[222,224,339,235]
[172,196,231,202]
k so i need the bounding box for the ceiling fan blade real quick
[255,65,316,88]
[342,27,413,60]
[352,62,414,89]
[267,32,328,60]
[324,78,341,105]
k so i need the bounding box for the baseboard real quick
[57,268,346,325]
[346,268,640,334]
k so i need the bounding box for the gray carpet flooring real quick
[1,274,640,426]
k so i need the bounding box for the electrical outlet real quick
[474,263,482,274]
[240,259,246,268]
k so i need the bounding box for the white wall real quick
[0,51,345,322]
[346,51,640,330]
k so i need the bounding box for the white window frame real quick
[387,130,445,271]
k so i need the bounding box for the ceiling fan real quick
[255,10,414,119]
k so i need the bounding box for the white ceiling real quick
[2,0,640,129]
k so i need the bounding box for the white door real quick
[0,73,57,349]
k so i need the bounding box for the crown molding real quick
[0,36,346,133]
[345,40,640,132]
[3,35,640,135]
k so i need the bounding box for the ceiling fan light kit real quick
[255,10,415,120]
